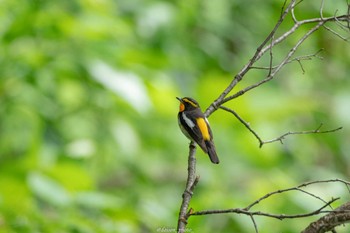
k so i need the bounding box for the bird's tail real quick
[205,140,219,164]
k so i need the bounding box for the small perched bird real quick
[176,97,219,164]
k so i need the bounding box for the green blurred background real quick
[1,0,349,232]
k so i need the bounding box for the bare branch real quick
[245,179,350,211]
[205,12,350,117]
[219,106,264,146]
[220,106,342,148]
[291,0,298,23]
[205,0,296,117]
[295,188,332,208]
[250,215,259,233]
[261,124,343,147]
[268,35,275,76]
[251,49,324,71]
[257,14,350,66]
[296,59,306,74]
[191,198,339,220]
[320,0,325,20]
[177,142,198,233]
[223,21,325,104]
[191,179,350,222]
[323,25,349,41]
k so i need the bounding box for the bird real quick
[176,97,219,164]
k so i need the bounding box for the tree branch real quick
[177,142,198,233]
[244,179,350,211]
[204,0,296,117]
[250,49,324,72]
[301,202,350,233]
[260,124,343,147]
[205,11,350,117]
[220,106,342,148]
[222,20,325,104]
[190,198,339,220]
[190,179,350,230]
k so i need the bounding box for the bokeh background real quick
[1,0,350,232]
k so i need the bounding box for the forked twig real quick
[220,106,342,148]
[190,198,339,220]
[251,49,324,71]
[190,179,350,231]
[245,179,350,211]
[261,124,343,146]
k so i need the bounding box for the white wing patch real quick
[182,112,195,128]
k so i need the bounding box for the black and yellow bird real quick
[176,97,219,164]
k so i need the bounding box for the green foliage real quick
[0,0,349,232]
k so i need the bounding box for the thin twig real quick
[219,106,263,144]
[297,59,306,74]
[268,34,275,76]
[189,179,350,225]
[251,49,324,71]
[261,124,343,147]
[295,188,331,208]
[320,0,325,20]
[291,0,298,23]
[250,214,259,233]
[191,198,339,220]
[323,25,349,41]
[220,106,342,148]
[245,179,350,211]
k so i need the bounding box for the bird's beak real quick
[176,97,182,102]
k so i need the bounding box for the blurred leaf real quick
[74,191,121,210]
[27,172,71,207]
